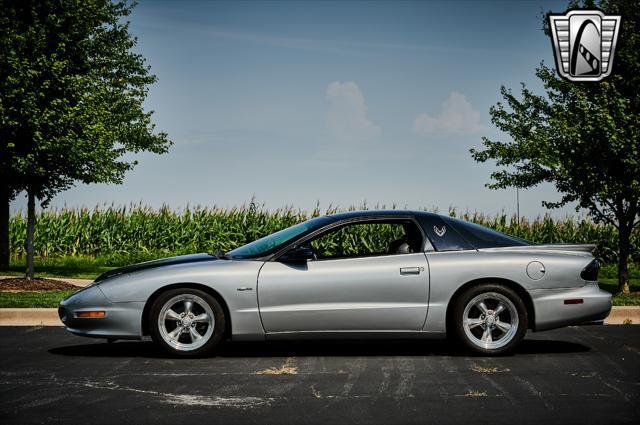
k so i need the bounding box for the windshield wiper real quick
[215,251,232,260]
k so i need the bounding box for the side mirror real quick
[280,246,315,262]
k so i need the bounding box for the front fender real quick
[59,285,144,339]
[97,259,266,341]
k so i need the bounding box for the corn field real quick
[8,203,640,266]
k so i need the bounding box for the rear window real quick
[443,216,529,249]
[418,216,473,251]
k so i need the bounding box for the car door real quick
[257,249,430,333]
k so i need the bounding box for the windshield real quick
[228,216,334,259]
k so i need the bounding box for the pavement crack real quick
[470,363,510,374]
[80,378,275,408]
[255,357,298,375]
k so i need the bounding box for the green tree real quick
[0,0,171,277]
[471,0,639,293]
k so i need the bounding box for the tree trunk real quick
[0,183,9,271]
[25,189,35,280]
[617,224,631,295]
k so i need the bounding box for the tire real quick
[149,288,226,357]
[452,284,527,356]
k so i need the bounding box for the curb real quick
[604,306,640,324]
[1,307,639,327]
[0,308,61,326]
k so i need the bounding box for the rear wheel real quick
[149,288,225,357]
[453,284,527,355]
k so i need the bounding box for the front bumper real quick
[530,281,612,331]
[59,285,144,340]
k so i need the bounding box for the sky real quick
[11,0,579,217]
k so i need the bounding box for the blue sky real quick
[12,0,578,217]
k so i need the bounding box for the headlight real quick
[61,284,94,302]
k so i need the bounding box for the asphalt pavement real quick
[1,326,639,424]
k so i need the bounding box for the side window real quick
[308,221,422,260]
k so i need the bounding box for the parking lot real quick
[1,326,638,424]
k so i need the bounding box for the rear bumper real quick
[530,281,612,332]
[59,285,143,340]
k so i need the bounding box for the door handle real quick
[400,267,422,275]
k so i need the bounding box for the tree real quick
[471,0,639,294]
[0,162,18,271]
[0,0,171,277]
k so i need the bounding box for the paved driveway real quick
[1,326,638,424]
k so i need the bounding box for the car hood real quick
[93,253,218,283]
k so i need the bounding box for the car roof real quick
[327,210,440,221]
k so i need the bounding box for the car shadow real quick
[49,338,590,359]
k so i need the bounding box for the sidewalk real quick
[1,307,638,327]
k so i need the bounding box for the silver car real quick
[59,210,612,356]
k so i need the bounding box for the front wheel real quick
[149,288,225,357]
[453,284,527,355]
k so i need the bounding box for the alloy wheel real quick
[462,291,519,350]
[157,294,215,351]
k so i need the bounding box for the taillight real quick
[580,259,600,281]
[564,299,584,304]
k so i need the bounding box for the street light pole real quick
[516,187,520,236]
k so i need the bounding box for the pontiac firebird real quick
[59,210,612,356]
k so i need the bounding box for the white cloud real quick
[413,92,484,136]
[326,81,380,142]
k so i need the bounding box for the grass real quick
[599,278,640,306]
[4,256,112,280]
[0,290,75,308]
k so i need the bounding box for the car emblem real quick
[434,225,446,237]
[548,10,621,82]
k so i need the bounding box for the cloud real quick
[326,81,380,142]
[413,92,484,135]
